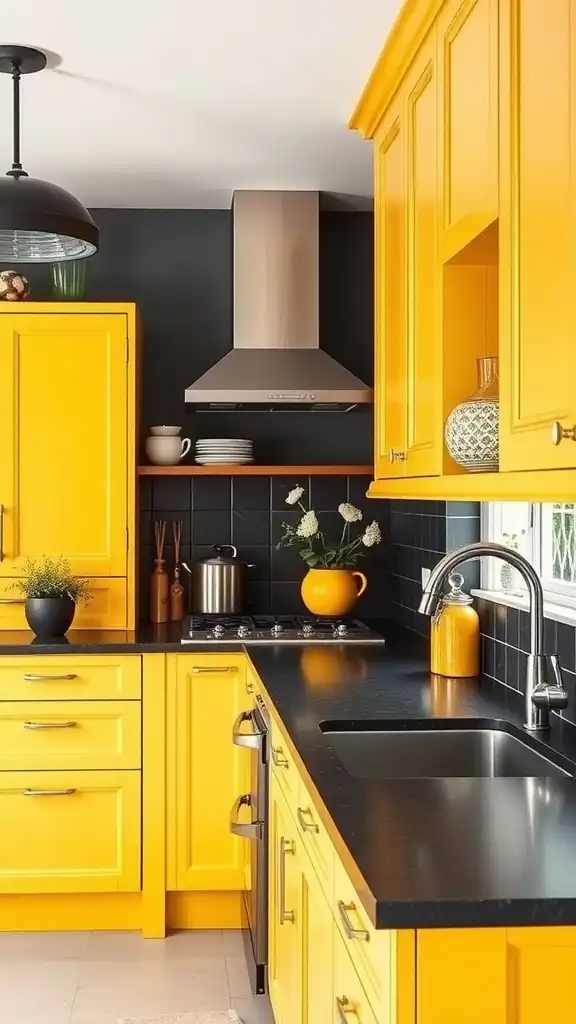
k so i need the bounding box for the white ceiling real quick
[1,1,400,208]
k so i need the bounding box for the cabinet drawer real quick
[270,717,299,806]
[0,769,141,893]
[296,775,334,899]
[0,655,141,701]
[333,924,379,1024]
[0,701,141,770]
[0,578,128,630]
[333,856,394,1021]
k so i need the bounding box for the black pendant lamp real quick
[0,45,98,262]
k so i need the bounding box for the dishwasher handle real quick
[232,709,265,750]
[229,794,261,840]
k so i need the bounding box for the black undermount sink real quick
[318,719,572,780]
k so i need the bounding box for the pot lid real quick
[196,544,241,565]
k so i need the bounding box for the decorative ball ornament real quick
[0,269,30,300]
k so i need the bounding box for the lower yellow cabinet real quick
[0,769,141,893]
[333,924,379,1024]
[167,653,250,890]
[268,778,302,1024]
[301,834,334,1024]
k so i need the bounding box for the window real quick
[481,502,576,611]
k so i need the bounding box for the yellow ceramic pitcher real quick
[301,568,368,617]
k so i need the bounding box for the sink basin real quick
[318,720,572,779]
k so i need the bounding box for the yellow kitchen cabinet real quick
[499,0,576,472]
[417,926,576,1022]
[300,832,335,1024]
[167,653,249,890]
[374,33,441,481]
[268,776,303,1024]
[0,304,137,627]
[0,768,141,894]
[333,924,379,1024]
[437,0,498,260]
[0,653,142,701]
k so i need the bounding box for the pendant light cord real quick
[6,58,27,178]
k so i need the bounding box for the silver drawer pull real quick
[338,900,370,941]
[279,836,295,924]
[23,788,76,797]
[336,996,358,1021]
[24,721,77,730]
[23,673,78,682]
[192,666,238,674]
[0,598,25,605]
[271,746,289,769]
[297,806,319,834]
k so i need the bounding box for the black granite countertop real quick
[2,622,576,929]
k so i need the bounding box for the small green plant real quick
[12,556,92,604]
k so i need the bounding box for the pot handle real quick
[352,571,368,598]
[213,544,238,558]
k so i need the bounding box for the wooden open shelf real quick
[138,465,373,477]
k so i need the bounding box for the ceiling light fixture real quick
[0,45,98,262]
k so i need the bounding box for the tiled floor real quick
[0,930,275,1024]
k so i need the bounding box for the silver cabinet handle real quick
[338,900,370,942]
[0,598,24,604]
[0,503,3,562]
[279,836,295,924]
[336,996,358,1022]
[271,746,289,769]
[297,806,319,834]
[552,421,576,445]
[23,788,76,796]
[232,709,264,750]
[192,666,238,674]
[23,673,78,682]
[229,794,260,840]
[24,721,77,730]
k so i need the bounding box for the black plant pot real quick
[25,597,76,638]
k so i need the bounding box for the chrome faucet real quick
[419,542,568,731]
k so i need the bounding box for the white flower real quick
[362,521,382,547]
[338,502,363,524]
[297,510,319,538]
[285,486,305,506]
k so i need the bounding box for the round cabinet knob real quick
[551,421,576,445]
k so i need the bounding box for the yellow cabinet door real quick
[438,0,498,260]
[268,778,302,1024]
[403,35,441,477]
[0,311,128,577]
[499,0,576,471]
[374,98,407,481]
[417,926,576,1023]
[168,653,249,890]
[0,769,140,893]
[300,842,334,1024]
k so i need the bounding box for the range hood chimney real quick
[184,190,372,410]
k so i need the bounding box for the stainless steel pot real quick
[189,544,252,615]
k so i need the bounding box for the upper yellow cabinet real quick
[0,304,137,627]
[374,33,441,480]
[352,0,576,500]
[499,0,576,473]
[438,0,498,260]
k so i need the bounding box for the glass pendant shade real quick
[0,45,98,263]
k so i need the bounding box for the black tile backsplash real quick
[139,474,387,619]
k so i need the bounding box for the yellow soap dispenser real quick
[431,571,480,678]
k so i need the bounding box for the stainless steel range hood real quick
[184,191,372,410]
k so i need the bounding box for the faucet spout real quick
[420,541,567,731]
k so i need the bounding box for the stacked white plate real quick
[195,438,254,465]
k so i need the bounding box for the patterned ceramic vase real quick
[444,356,499,472]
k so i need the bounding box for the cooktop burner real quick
[181,614,384,645]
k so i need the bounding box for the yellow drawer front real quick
[0,770,141,893]
[0,701,141,770]
[333,924,378,1024]
[0,578,128,629]
[296,774,334,899]
[0,655,141,701]
[270,717,299,807]
[333,855,395,1022]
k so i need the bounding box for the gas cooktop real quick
[181,614,385,645]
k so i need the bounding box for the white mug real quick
[145,434,192,465]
